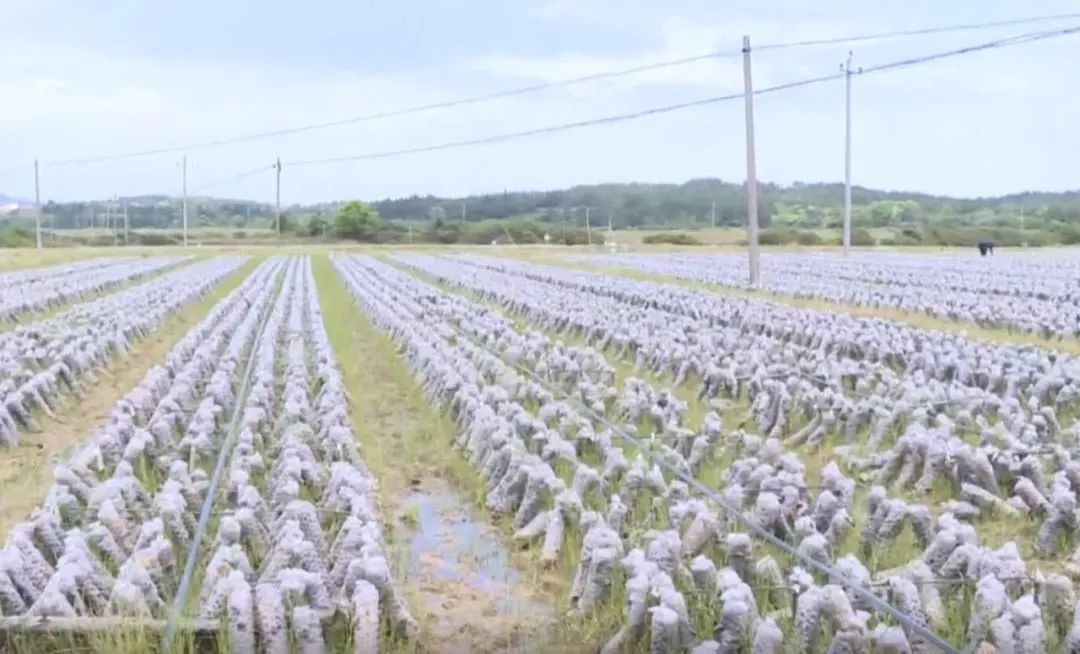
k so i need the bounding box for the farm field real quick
[0,246,1078,653]
[577,251,1080,339]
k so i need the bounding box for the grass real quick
[1,619,216,654]
[314,254,559,653]
[0,256,262,538]
[593,226,903,248]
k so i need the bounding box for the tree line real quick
[10,178,1080,246]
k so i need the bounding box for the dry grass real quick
[0,257,262,537]
[313,255,559,654]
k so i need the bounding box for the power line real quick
[758,11,1080,50]
[0,163,30,177]
[26,12,1080,169]
[287,25,1080,167]
[287,74,843,166]
[188,164,275,192]
[45,52,728,167]
[858,25,1080,74]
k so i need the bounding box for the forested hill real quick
[370,179,1080,230]
[18,178,1080,232]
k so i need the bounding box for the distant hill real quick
[368,179,1080,231]
[20,178,1080,234]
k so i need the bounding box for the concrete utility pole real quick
[1020,204,1026,247]
[842,51,858,255]
[711,201,717,228]
[585,207,592,246]
[181,156,188,247]
[33,159,42,249]
[112,196,119,246]
[275,158,282,236]
[742,35,761,286]
[461,202,467,225]
[123,199,129,245]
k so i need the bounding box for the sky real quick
[1,0,1078,204]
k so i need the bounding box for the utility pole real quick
[461,202,466,225]
[742,35,761,286]
[585,207,592,246]
[274,158,282,236]
[711,201,717,228]
[123,199,129,245]
[106,198,113,245]
[1020,204,1026,247]
[181,155,188,247]
[841,51,858,255]
[33,159,42,249]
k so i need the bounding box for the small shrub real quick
[642,232,703,245]
[758,229,790,245]
[851,228,876,246]
[133,231,180,246]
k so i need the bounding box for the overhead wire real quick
[25,12,1080,169]
[758,11,1080,50]
[44,52,729,167]
[188,164,275,192]
[0,163,31,177]
[282,70,840,166]
[286,24,1080,167]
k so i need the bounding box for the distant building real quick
[0,204,39,217]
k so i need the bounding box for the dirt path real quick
[0,257,261,536]
[313,255,552,653]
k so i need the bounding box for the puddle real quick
[399,483,552,653]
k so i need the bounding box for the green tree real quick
[278,212,293,233]
[334,201,381,241]
[307,213,330,237]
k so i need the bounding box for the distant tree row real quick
[28,178,1080,235]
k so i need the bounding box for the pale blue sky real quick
[1,1,1078,204]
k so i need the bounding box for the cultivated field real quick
[0,246,1078,653]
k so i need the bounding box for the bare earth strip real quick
[312,255,552,654]
[0,256,263,536]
